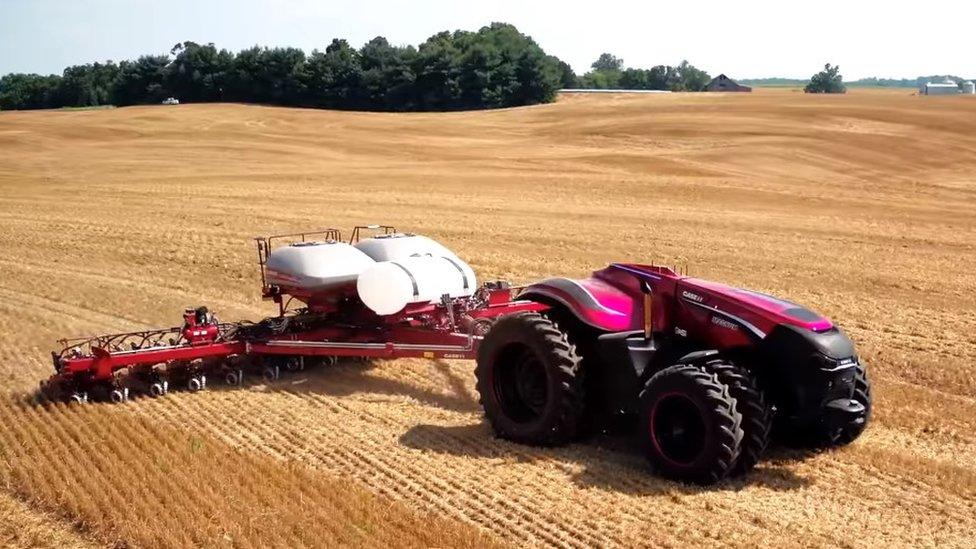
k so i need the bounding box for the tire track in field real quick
[160,390,586,547]
[0,287,150,333]
[175,388,596,547]
[0,258,257,318]
[398,358,966,540]
[175,362,976,547]
[138,378,796,546]
[296,393,611,548]
[0,491,97,549]
[126,352,964,541]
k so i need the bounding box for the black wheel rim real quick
[650,393,707,466]
[493,344,549,423]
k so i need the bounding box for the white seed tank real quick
[265,241,375,292]
[354,233,462,262]
[355,233,477,315]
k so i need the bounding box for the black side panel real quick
[595,330,655,414]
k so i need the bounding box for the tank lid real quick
[290,240,338,247]
[374,232,416,240]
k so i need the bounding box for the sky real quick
[0,0,973,80]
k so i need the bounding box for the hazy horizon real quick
[1,0,973,80]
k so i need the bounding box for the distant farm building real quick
[920,79,960,95]
[963,81,975,94]
[705,74,752,92]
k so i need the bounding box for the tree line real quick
[571,53,712,91]
[742,74,974,89]
[7,22,968,112]
[0,23,574,112]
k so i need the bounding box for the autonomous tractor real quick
[41,225,871,484]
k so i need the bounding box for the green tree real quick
[805,63,846,93]
[579,58,709,92]
[553,58,578,88]
[451,23,562,108]
[0,73,62,109]
[672,60,710,91]
[646,65,669,89]
[580,53,624,89]
[304,39,363,108]
[166,42,233,102]
[457,39,498,108]
[113,55,170,105]
[591,53,624,72]
[358,37,417,110]
[226,46,261,101]
[52,62,119,106]
[228,46,307,104]
[412,32,462,108]
[513,43,561,105]
[485,23,560,106]
[264,47,308,105]
[580,69,621,89]
[619,68,652,89]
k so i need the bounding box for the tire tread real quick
[475,312,585,446]
[639,364,743,484]
[700,359,773,475]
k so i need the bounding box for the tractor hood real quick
[679,277,834,334]
[520,264,834,337]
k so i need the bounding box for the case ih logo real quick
[681,291,704,303]
[711,316,739,331]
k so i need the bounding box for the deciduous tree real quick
[804,63,846,93]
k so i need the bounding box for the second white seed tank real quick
[354,233,477,315]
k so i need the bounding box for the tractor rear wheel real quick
[476,312,585,446]
[639,364,743,484]
[701,359,773,475]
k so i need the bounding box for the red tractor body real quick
[519,264,866,442]
[522,263,833,337]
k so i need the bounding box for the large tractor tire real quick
[700,359,773,475]
[639,364,743,484]
[541,307,605,437]
[475,312,585,446]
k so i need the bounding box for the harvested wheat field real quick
[1,88,975,548]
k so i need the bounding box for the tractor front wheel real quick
[476,312,585,446]
[701,359,773,475]
[831,362,871,444]
[639,364,744,484]
[805,361,872,447]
